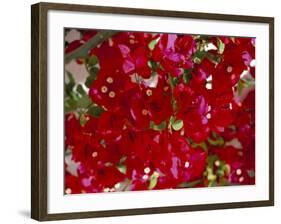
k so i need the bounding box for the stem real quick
[65,30,118,64]
[168,74,177,112]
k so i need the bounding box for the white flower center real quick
[109,91,116,98]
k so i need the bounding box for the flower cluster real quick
[64,29,255,194]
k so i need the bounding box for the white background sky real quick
[0,0,280,223]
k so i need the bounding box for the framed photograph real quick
[31,2,274,221]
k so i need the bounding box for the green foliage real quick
[204,155,230,187]
[77,94,92,108]
[85,55,99,88]
[148,171,159,189]
[191,141,208,152]
[183,69,192,84]
[87,106,105,118]
[192,36,222,65]
[150,120,167,131]
[65,71,92,112]
[85,72,98,88]
[172,119,183,131]
[117,164,127,174]
[178,179,202,188]
[205,155,219,187]
[114,179,132,191]
[168,75,180,112]
[64,54,106,122]
[76,84,86,96]
[147,60,158,72]
[169,75,180,88]
[64,71,81,113]
[206,52,221,64]
[207,131,224,146]
[86,55,98,66]
[217,38,225,54]
[79,113,88,127]
[148,37,160,50]
[237,75,255,95]
[117,156,127,175]
[65,71,76,96]
[193,50,207,64]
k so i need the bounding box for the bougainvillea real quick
[64,29,255,194]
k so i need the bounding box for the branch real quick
[65,30,118,64]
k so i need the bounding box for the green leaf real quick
[217,38,225,54]
[76,84,86,96]
[172,77,180,86]
[172,99,177,111]
[88,67,99,77]
[237,79,245,95]
[169,116,175,125]
[147,60,158,71]
[86,55,99,66]
[206,52,221,64]
[207,137,224,146]
[148,171,159,189]
[208,180,217,187]
[207,155,219,170]
[191,141,208,152]
[77,95,92,108]
[116,156,127,175]
[194,50,207,59]
[219,177,230,186]
[87,106,105,117]
[222,164,231,176]
[70,91,80,101]
[172,119,183,131]
[85,76,95,88]
[79,113,88,126]
[114,179,132,191]
[207,132,224,146]
[85,55,99,88]
[183,69,192,84]
[150,121,167,131]
[117,164,127,174]
[193,51,207,64]
[216,169,225,177]
[148,37,160,50]
[65,71,76,96]
[65,97,77,112]
[168,74,180,90]
[178,179,202,188]
[204,155,224,186]
[85,68,99,88]
[237,75,255,96]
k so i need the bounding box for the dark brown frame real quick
[31,2,274,221]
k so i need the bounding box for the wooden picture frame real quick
[31,2,274,221]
